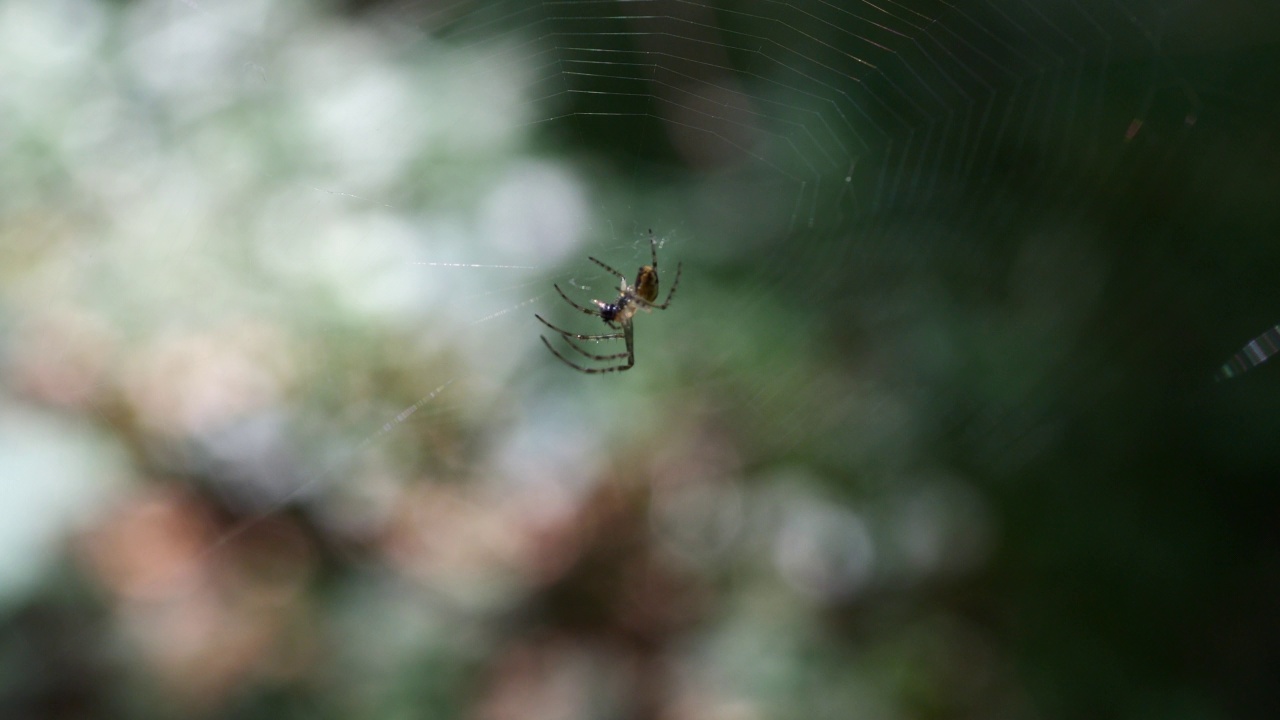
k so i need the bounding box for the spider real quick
[536,230,682,373]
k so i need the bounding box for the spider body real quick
[598,265,655,324]
[536,232,681,374]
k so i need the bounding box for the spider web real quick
[5,0,1280,717]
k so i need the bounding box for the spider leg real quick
[556,335,631,362]
[538,323,634,374]
[620,322,635,369]
[540,335,633,373]
[539,335,597,373]
[553,284,605,317]
[535,314,623,341]
[588,257,628,283]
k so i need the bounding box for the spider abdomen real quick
[634,266,659,303]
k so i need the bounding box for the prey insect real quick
[535,230,682,373]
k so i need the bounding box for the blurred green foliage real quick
[2,1,1279,719]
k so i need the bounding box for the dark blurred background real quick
[2,0,1279,718]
